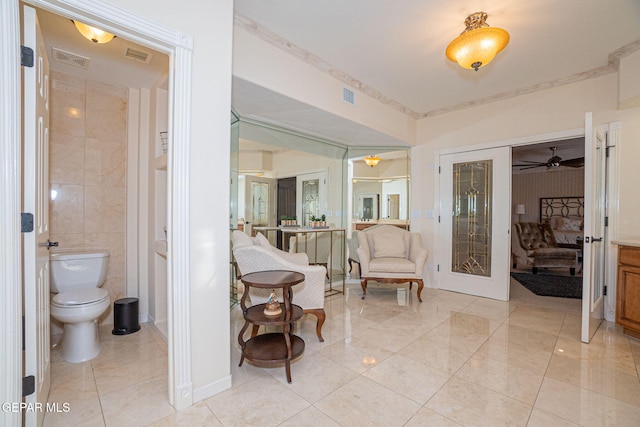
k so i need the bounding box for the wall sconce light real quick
[364,155,381,168]
[446,12,510,71]
[73,20,116,44]
[515,204,525,221]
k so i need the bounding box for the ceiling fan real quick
[513,146,585,170]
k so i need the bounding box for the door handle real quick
[591,237,603,243]
[40,239,58,250]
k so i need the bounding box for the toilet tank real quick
[50,250,110,293]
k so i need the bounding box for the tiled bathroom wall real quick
[49,70,128,325]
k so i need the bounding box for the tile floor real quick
[44,277,640,426]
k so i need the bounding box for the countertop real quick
[611,239,640,248]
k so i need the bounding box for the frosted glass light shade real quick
[446,12,509,71]
[515,204,525,215]
[364,155,381,167]
[73,21,115,44]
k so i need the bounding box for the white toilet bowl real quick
[50,251,110,363]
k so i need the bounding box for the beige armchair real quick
[514,222,577,275]
[356,225,429,301]
[231,231,327,341]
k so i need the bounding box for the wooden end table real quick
[238,270,305,383]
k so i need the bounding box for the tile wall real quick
[49,70,128,325]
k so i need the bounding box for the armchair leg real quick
[361,278,368,299]
[304,308,325,342]
[416,279,424,302]
[570,267,575,276]
[532,267,538,274]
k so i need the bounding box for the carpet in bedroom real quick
[510,272,582,299]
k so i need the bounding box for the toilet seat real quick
[52,288,109,307]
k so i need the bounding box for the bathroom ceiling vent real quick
[124,47,152,64]
[52,47,90,70]
[343,87,355,105]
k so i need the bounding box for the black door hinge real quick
[438,166,441,174]
[603,285,607,296]
[21,46,34,67]
[22,375,35,397]
[605,216,609,227]
[21,213,34,232]
[437,264,440,272]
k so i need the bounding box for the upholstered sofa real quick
[231,230,327,341]
[514,222,578,275]
[356,225,429,301]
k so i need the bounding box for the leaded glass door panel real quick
[439,147,511,301]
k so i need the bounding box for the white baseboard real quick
[192,375,232,403]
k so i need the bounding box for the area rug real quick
[510,272,583,299]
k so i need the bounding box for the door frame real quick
[1,0,195,412]
[434,125,620,336]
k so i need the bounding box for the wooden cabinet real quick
[616,245,640,339]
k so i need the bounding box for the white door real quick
[582,113,606,343]
[438,147,511,300]
[244,175,275,234]
[296,171,327,226]
[22,5,51,426]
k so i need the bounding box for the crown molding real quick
[234,12,640,121]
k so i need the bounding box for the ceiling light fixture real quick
[445,12,509,72]
[364,155,381,168]
[73,20,116,44]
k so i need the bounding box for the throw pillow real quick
[254,232,274,250]
[372,232,406,258]
[559,217,582,231]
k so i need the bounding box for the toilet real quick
[50,250,110,363]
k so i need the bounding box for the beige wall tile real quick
[50,79,85,137]
[49,132,85,185]
[83,186,126,234]
[84,138,126,188]
[50,184,84,234]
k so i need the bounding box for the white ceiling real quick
[34,2,640,148]
[234,0,640,118]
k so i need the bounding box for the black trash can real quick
[112,297,141,335]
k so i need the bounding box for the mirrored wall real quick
[348,148,411,232]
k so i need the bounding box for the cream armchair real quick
[357,225,429,301]
[231,230,327,341]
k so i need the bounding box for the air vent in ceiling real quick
[343,87,355,105]
[51,47,90,70]
[125,47,152,64]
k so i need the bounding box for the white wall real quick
[233,25,415,145]
[105,0,233,396]
[411,72,640,289]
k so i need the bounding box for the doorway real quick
[3,0,196,412]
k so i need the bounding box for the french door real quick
[438,147,511,300]
[582,112,606,342]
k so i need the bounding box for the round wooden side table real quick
[238,270,305,383]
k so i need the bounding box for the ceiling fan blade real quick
[560,157,585,167]
[519,164,545,170]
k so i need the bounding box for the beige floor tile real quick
[278,406,341,426]
[100,376,174,426]
[315,376,421,426]
[546,353,640,407]
[506,305,567,335]
[404,407,464,426]
[534,377,640,426]
[554,335,638,376]
[264,351,359,403]
[42,395,104,427]
[402,334,475,374]
[425,376,532,426]
[92,350,167,394]
[526,408,581,427]
[149,401,221,426]
[490,322,559,354]
[473,339,552,377]
[363,354,451,404]
[456,353,545,405]
[423,320,492,354]
[203,375,310,426]
[318,336,395,373]
[352,322,424,352]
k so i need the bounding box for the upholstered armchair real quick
[514,222,578,275]
[231,231,327,341]
[356,225,429,301]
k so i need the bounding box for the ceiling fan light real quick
[364,155,381,167]
[73,20,116,44]
[446,12,509,71]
